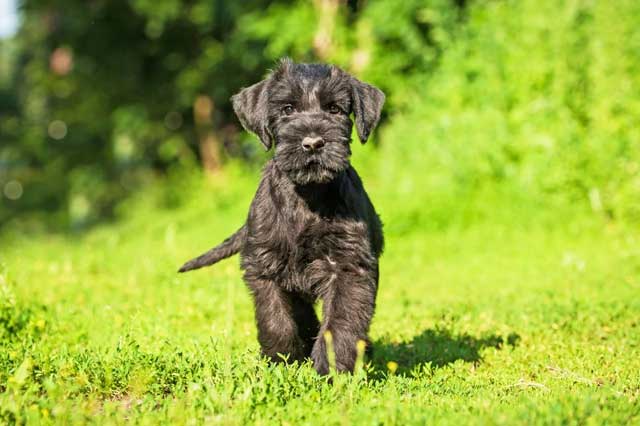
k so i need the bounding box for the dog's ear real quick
[231,79,273,150]
[350,78,385,144]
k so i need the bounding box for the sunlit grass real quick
[1,168,639,424]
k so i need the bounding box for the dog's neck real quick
[292,172,346,215]
[270,160,347,215]
[294,178,337,196]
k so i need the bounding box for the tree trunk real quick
[193,95,221,176]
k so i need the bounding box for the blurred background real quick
[2,3,640,420]
[0,0,639,232]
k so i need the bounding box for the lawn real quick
[1,170,639,425]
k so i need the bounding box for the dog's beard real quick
[288,160,339,185]
[274,139,351,185]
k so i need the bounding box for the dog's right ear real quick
[350,78,385,144]
[231,79,273,150]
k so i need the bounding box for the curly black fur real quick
[179,59,385,375]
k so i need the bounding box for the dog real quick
[179,58,385,375]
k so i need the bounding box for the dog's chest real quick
[242,167,378,295]
[259,213,370,294]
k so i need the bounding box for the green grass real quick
[1,169,639,425]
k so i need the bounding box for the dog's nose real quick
[301,136,325,152]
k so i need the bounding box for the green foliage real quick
[0,0,286,227]
[370,0,640,228]
[3,0,639,230]
[238,0,467,106]
[1,0,472,228]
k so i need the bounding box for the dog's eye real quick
[327,103,341,114]
[282,105,295,116]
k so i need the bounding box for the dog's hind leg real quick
[290,293,321,358]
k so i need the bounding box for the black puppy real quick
[179,58,385,375]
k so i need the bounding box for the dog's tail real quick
[178,224,247,273]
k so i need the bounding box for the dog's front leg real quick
[249,279,316,363]
[311,272,377,375]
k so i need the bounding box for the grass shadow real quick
[370,327,520,376]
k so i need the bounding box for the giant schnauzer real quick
[179,58,385,375]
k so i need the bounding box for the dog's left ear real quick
[351,78,385,144]
[231,79,273,150]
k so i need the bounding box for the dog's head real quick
[231,58,385,185]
